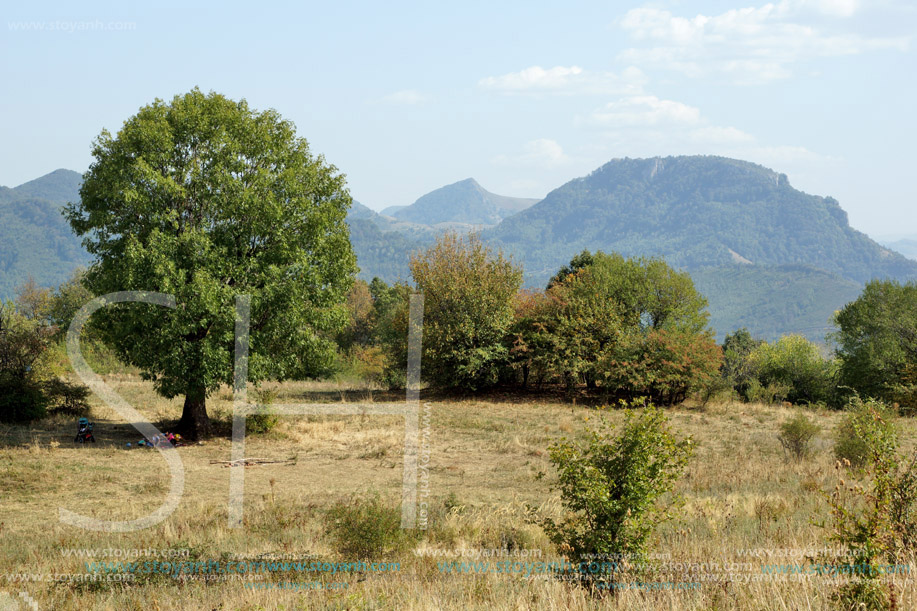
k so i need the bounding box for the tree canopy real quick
[835,280,917,412]
[65,88,357,438]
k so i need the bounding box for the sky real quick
[1,0,915,238]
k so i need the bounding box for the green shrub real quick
[834,397,898,470]
[541,402,693,589]
[722,328,764,399]
[0,304,54,423]
[777,412,820,460]
[324,493,420,559]
[820,399,916,610]
[746,335,837,406]
[247,388,279,435]
[598,329,724,406]
[43,378,92,416]
[0,376,48,422]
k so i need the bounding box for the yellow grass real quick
[1,374,916,609]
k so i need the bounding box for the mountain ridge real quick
[2,158,912,343]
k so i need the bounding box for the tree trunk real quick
[177,386,212,440]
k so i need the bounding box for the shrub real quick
[745,335,837,406]
[722,328,764,399]
[777,412,820,460]
[324,493,420,558]
[541,402,693,589]
[0,377,49,422]
[820,400,917,610]
[0,304,54,423]
[410,233,522,391]
[744,379,791,405]
[43,378,92,416]
[247,388,279,435]
[833,397,898,470]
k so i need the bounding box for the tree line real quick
[338,232,917,414]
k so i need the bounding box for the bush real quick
[0,377,49,422]
[324,494,420,558]
[722,328,764,399]
[247,388,279,435]
[744,379,791,405]
[745,335,837,406]
[541,402,693,589]
[833,397,898,470]
[0,304,55,422]
[43,378,92,416]
[821,399,916,609]
[777,412,820,460]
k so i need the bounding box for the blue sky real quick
[1,0,914,237]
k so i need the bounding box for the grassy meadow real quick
[2,374,916,610]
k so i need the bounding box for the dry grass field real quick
[1,374,916,610]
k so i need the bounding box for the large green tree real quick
[66,89,357,439]
[835,280,917,412]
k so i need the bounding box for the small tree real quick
[598,329,724,405]
[820,400,917,609]
[65,89,356,439]
[834,397,898,470]
[0,304,54,422]
[410,232,522,391]
[722,328,763,399]
[542,403,693,589]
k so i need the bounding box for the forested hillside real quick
[0,170,87,299]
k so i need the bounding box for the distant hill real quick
[881,238,917,261]
[481,156,917,341]
[380,205,408,216]
[0,170,88,300]
[390,178,539,226]
[691,265,862,342]
[9,169,82,203]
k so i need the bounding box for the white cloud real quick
[590,95,701,127]
[617,1,908,84]
[379,90,429,105]
[580,91,827,172]
[493,138,572,168]
[479,65,646,95]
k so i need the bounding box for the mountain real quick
[9,169,83,203]
[390,178,539,226]
[2,158,907,343]
[881,238,917,261]
[0,170,88,300]
[691,265,863,341]
[344,202,421,282]
[480,156,917,341]
[380,205,408,216]
[486,156,917,287]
